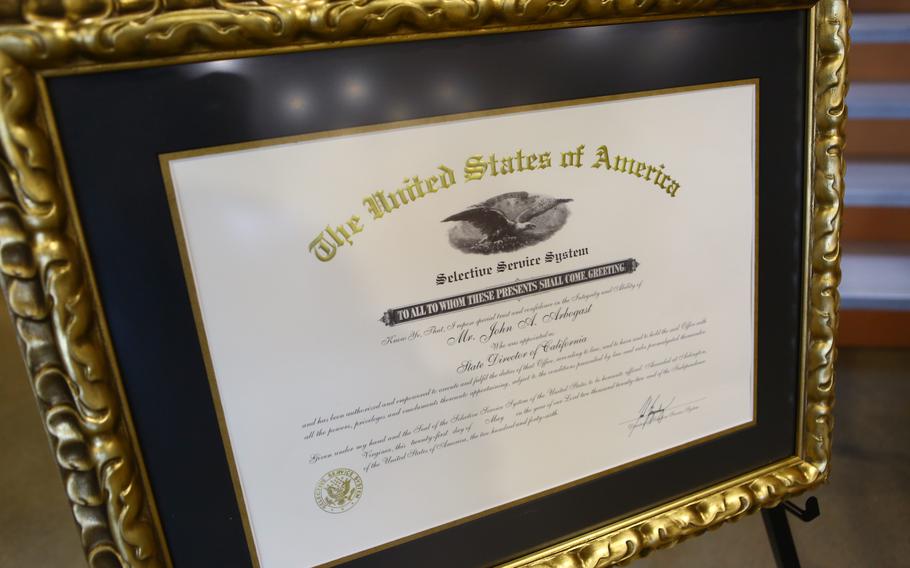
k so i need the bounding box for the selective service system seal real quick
[314,468,364,513]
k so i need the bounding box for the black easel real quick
[761,497,820,568]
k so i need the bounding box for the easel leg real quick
[761,505,801,568]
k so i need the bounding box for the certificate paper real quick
[163,81,757,567]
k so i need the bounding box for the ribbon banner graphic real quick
[381,258,639,326]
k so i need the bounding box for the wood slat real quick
[840,244,910,310]
[848,83,910,119]
[842,207,910,242]
[852,13,910,44]
[851,44,910,82]
[845,161,910,207]
[838,310,910,347]
[847,120,910,159]
[850,0,910,12]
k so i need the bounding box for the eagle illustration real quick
[443,192,573,254]
[325,478,353,506]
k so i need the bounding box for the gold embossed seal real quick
[315,468,364,513]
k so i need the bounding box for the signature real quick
[620,395,705,437]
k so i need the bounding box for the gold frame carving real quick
[0,1,847,567]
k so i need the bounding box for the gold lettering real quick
[438,165,455,188]
[652,164,667,188]
[347,215,364,235]
[590,147,680,198]
[612,154,635,174]
[309,233,337,262]
[402,176,425,199]
[325,223,352,246]
[500,155,515,175]
[560,144,585,168]
[590,145,611,170]
[375,191,397,212]
[362,195,385,220]
[488,153,499,177]
[464,155,486,181]
[394,188,411,205]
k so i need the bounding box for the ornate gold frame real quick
[0,1,847,567]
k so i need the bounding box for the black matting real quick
[46,9,807,568]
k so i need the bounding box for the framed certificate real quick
[0,1,847,567]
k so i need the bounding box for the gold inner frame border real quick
[0,1,846,567]
[159,78,762,568]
